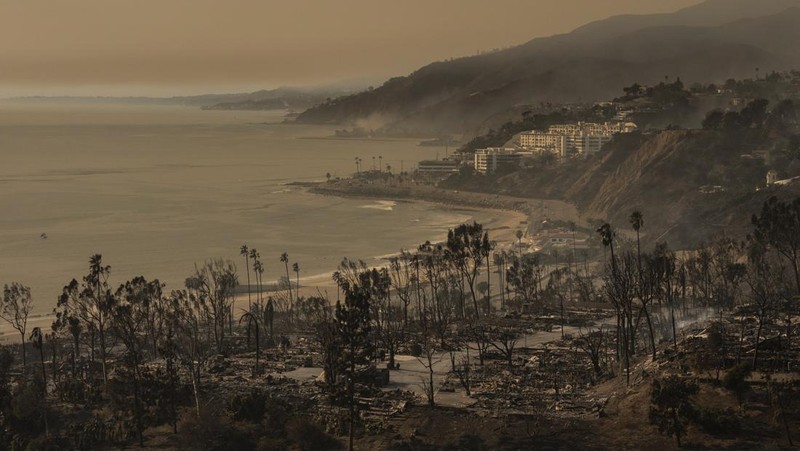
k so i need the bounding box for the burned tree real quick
[165,289,213,418]
[389,252,414,328]
[506,254,543,310]
[743,241,789,370]
[602,251,638,386]
[111,277,160,447]
[487,325,519,368]
[187,259,238,354]
[54,254,115,385]
[332,266,374,451]
[751,196,800,295]
[576,326,607,381]
[1,283,33,371]
[649,376,699,448]
[446,222,490,318]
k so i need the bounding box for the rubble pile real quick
[655,313,800,374]
[465,344,601,417]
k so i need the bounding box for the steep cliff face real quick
[567,131,722,224]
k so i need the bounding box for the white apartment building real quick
[548,123,581,135]
[518,121,637,157]
[517,133,568,156]
[473,148,524,174]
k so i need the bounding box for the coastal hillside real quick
[296,0,800,135]
[560,130,783,239]
[13,85,361,110]
[442,128,800,246]
[199,85,363,111]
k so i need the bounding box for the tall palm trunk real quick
[19,331,26,372]
[132,355,144,447]
[468,278,480,319]
[670,290,678,350]
[244,253,251,311]
[486,253,491,315]
[256,266,263,306]
[72,333,79,378]
[99,321,108,385]
[284,261,292,304]
[191,365,201,418]
[255,321,260,374]
[753,309,765,371]
[39,346,48,437]
[643,306,656,360]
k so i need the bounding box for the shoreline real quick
[0,182,551,343]
[288,184,531,302]
[303,179,583,227]
[281,179,582,302]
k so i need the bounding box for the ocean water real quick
[0,101,505,325]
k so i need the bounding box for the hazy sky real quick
[0,0,702,97]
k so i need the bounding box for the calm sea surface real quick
[0,101,500,323]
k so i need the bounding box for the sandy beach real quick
[250,180,584,308]
[306,179,583,227]
[231,191,530,312]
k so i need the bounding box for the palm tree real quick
[240,245,252,312]
[596,223,616,272]
[30,326,46,383]
[249,248,261,304]
[629,211,644,267]
[264,297,275,339]
[629,210,652,353]
[292,262,300,299]
[239,309,260,375]
[485,238,495,315]
[30,327,49,437]
[378,155,383,172]
[515,229,524,258]
[493,252,506,309]
[281,252,293,304]
[254,259,264,306]
[258,262,266,313]
[597,222,628,382]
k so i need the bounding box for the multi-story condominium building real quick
[473,148,525,174]
[517,133,568,156]
[548,123,581,135]
[518,121,637,157]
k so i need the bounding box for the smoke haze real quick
[0,0,701,96]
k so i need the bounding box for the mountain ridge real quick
[296,1,800,135]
